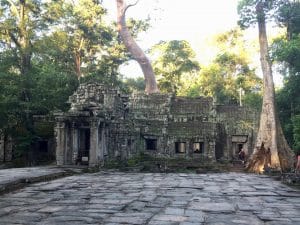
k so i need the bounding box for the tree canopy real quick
[150,40,200,94]
[0,0,148,161]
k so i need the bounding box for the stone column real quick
[188,141,193,158]
[55,121,66,166]
[99,124,106,161]
[5,136,13,162]
[71,123,79,164]
[0,134,4,162]
[89,119,100,167]
[223,137,229,159]
[207,141,216,161]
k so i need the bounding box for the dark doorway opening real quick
[38,140,48,153]
[145,139,157,150]
[78,129,90,164]
[237,144,243,154]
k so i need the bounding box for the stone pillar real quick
[89,119,100,167]
[5,136,13,162]
[99,124,106,161]
[71,123,79,164]
[55,121,66,166]
[188,141,193,158]
[0,134,4,162]
[207,141,216,161]
[223,137,229,159]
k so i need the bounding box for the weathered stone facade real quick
[0,133,13,163]
[55,83,259,166]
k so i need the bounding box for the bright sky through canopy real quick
[103,0,240,74]
[103,0,282,85]
[104,0,239,43]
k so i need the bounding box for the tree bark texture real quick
[116,0,159,94]
[19,1,32,76]
[246,2,294,173]
[74,52,82,79]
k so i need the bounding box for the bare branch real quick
[124,0,139,16]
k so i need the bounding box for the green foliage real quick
[195,29,262,105]
[34,121,54,138]
[272,36,300,72]
[123,77,145,93]
[292,115,300,154]
[127,17,151,39]
[238,0,259,29]
[0,0,151,163]
[275,0,300,37]
[238,0,277,29]
[270,1,300,148]
[276,74,300,146]
[243,92,263,110]
[150,40,200,94]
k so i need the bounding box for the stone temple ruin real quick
[54,83,259,167]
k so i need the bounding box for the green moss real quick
[34,121,54,138]
[103,153,232,173]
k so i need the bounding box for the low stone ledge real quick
[281,172,300,186]
[0,167,85,195]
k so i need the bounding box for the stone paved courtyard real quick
[0,172,299,225]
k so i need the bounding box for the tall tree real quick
[116,0,159,94]
[150,40,200,94]
[272,0,300,152]
[238,0,294,172]
[188,29,261,106]
[0,0,63,76]
[34,0,112,79]
[0,0,78,161]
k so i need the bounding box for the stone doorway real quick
[78,129,90,164]
[145,138,157,151]
[231,135,248,160]
[236,143,243,157]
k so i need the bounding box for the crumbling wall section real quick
[216,105,259,159]
[130,94,217,160]
[129,93,172,157]
[168,96,216,159]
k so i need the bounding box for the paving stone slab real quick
[0,172,299,224]
[189,202,236,213]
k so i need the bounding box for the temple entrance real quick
[231,135,248,160]
[78,129,90,164]
[145,138,157,151]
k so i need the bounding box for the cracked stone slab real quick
[0,172,299,225]
[189,202,236,213]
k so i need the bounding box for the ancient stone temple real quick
[54,83,259,167]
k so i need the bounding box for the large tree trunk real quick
[246,2,294,173]
[18,1,32,102]
[116,0,159,94]
[19,1,32,76]
[74,52,82,79]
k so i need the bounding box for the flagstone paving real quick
[0,171,299,224]
[0,166,85,194]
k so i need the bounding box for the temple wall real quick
[53,83,259,166]
[216,105,259,159]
